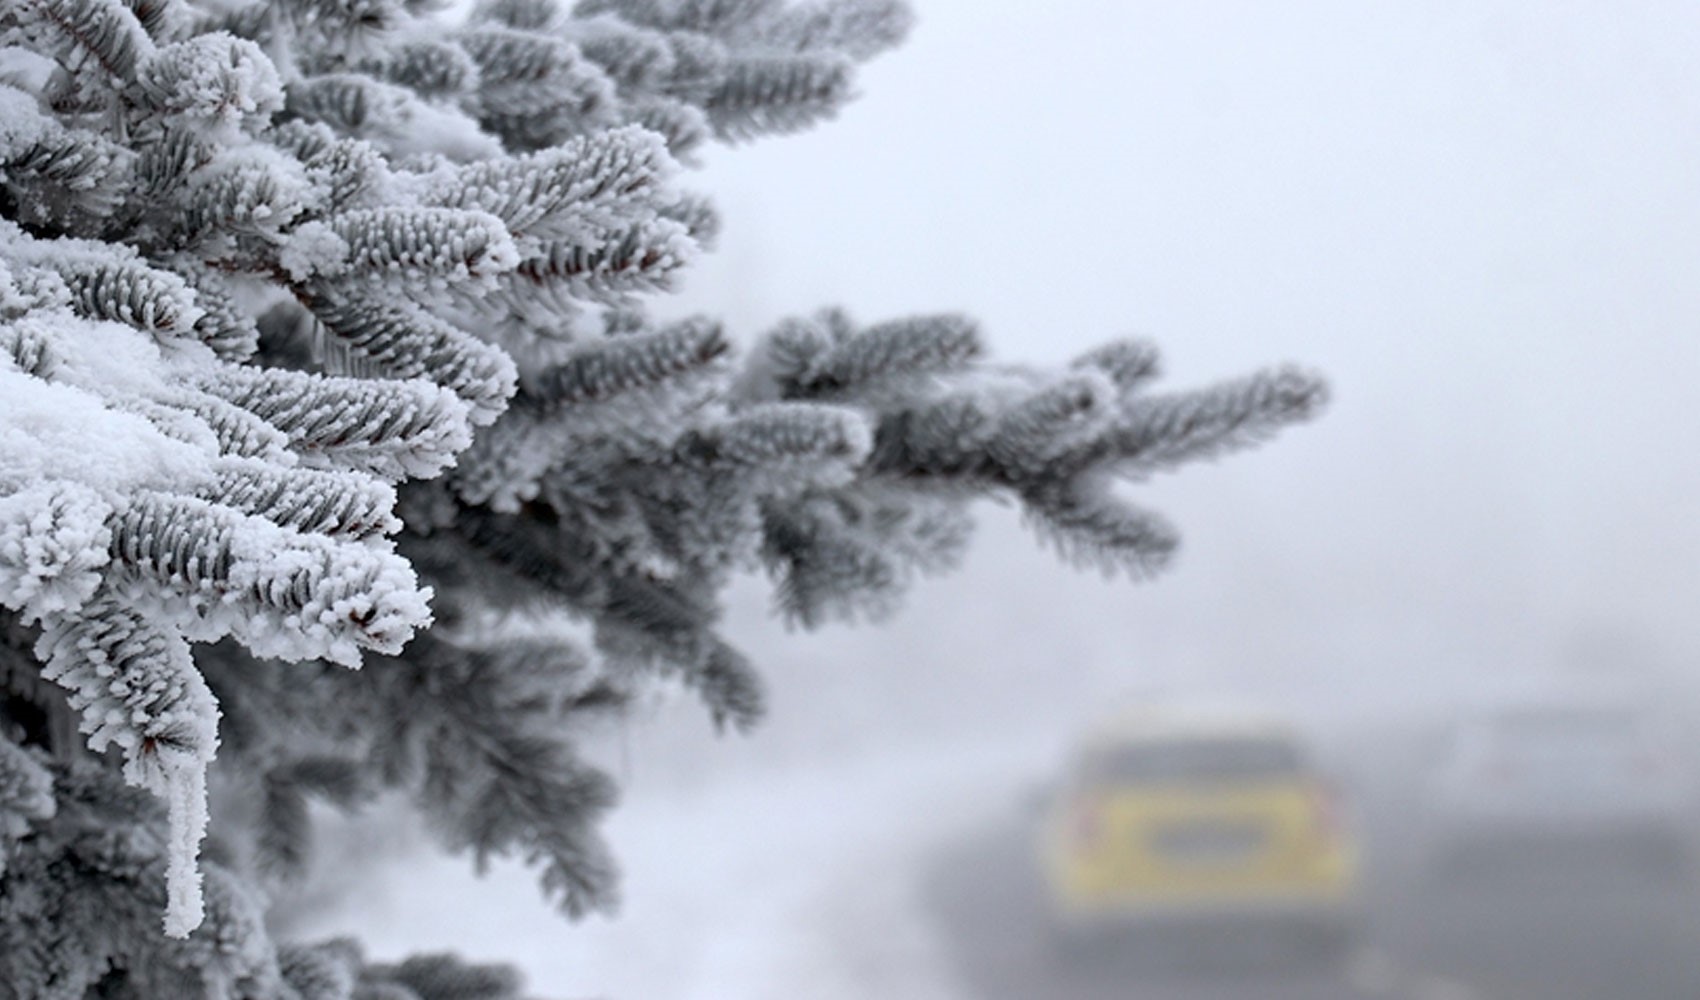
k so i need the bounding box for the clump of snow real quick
[0,48,56,94]
[38,312,207,408]
[0,85,47,160]
[277,221,351,282]
[384,99,504,163]
[0,481,113,622]
[0,371,211,500]
[136,33,285,134]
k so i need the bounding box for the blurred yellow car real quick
[1036,707,1359,958]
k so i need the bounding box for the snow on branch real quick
[0,85,136,227]
[6,0,156,87]
[302,285,519,424]
[699,50,851,140]
[195,363,474,480]
[34,598,216,937]
[526,313,728,407]
[0,0,1328,970]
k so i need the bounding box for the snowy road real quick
[298,725,1700,1000]
[919,801,1700,1000]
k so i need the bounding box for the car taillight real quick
[1070,798,1104,847]
[1311,782,1343,839]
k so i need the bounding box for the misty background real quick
[685,0,1700,748]
[299,2,1700,996]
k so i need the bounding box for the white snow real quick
[35,604,219,939]
[157,757,210,938]
[383,99,505,164]
[137,33,285,133]
[278,221,352,282]
[0,85,48,158]
[0,368,211,500]
[0,481,112,622]
[295,732,1048,999]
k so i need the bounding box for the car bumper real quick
[1048,886,1358,938]
[1046,894,1359,961]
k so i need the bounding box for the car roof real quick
[1081,704,1299,748]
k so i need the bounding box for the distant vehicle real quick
[1420,698,1700,884]
[1035,707,1360,961]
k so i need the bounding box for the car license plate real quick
[1151,821,1267,861]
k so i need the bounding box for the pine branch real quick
[106,490,432,665]
[133,32,284,131]
[431,124,676,244]
[150,386,297,463]
[524,314,728,407]
[623,95,711,162]
[303,285,518,424]
[767,310,981,399]
[284,73,412,137]
[267,120,389,214]
[168,148,309,249]
[701,51,852,140]
[361,634,622,920]
[369,38,480,98]
[305,206,519,289]
[195,363,474,480]
[1079,365,1329,479]
[25,248,204,343]
[503,215,694,308]
[34,598,215,937]
[1022,477,1179,579]
[753,0,913,59]
[576,0,783,35]
[121,0,190,44]
[1071,337,1162,393]
[0,738,57,850]
[170,263,260,361]
[0,86,136,226]
[363,953,527,1000]
[13,0,155,85]
[458,27,619,150]
[199,459,401,541]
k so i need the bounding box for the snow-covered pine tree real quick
[0,0,1327,994]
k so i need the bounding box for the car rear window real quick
[1083,737,1305,784]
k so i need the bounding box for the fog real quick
[683,0,1700,750]
[301,3,1700,997]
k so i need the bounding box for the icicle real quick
[35,602,219,936]
[157,752,209,938]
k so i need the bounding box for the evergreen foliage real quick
[0,0,1327,994]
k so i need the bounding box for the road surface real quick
[919,795,1700,1000]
